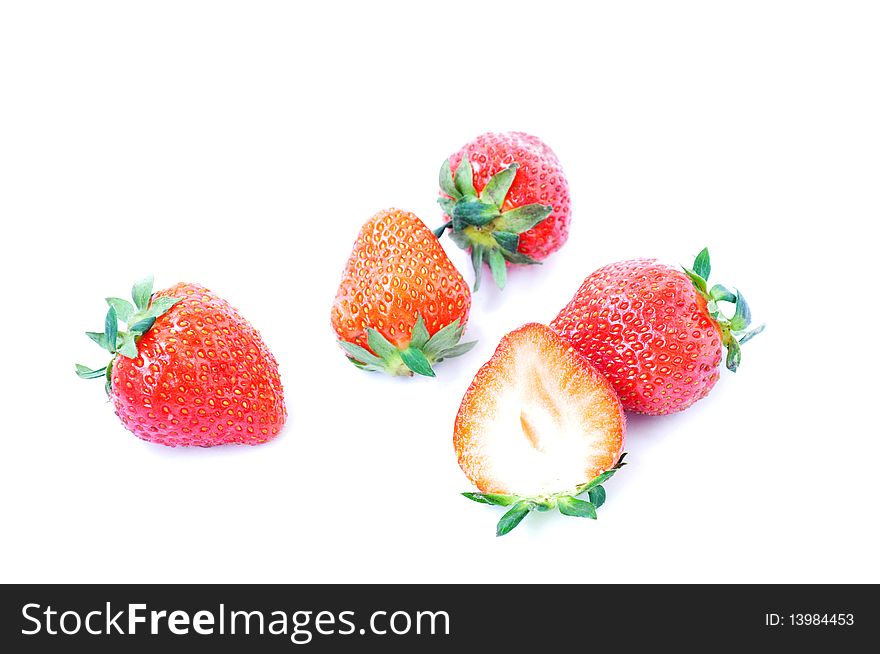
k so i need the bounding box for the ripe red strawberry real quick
[332,208,476,377]
[76,276,286,447]
[454,323,626,536]
[434,132,571,290]
[550,248,764,415]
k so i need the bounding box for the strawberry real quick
[454,323,626,536]
[76,276,286,447]
[332,208,476,377]
[550,248,764,415]
[434,132,571,290]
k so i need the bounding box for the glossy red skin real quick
[550,259,723,415]
[444,132,571,261]
[110,283,286,447]
[332,208,471,350]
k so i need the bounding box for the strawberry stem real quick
[435,155,551,291]
[339,315,477,378]
[683,248,764,372]
[76,275,181,396]
[463,453,628,536]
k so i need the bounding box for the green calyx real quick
[433,156,552,291]
[682,248,765,372]
[463,454,628,537]
[338,314,477,378]
[75,275,181,395]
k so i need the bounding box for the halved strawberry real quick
[454,323,626,535]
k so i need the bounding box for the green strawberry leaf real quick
[117,332,138,359]
[471,244,485,292]
[738,323,765,345]
[147,296,181,319]
[338,340,383,367]
[462,492,521,506]
[436,340,477,360]
[366,328,398,362]
[432,221,451,239]
[453,155,476,198]
[437,197,457,218]
[588,485,607,509]
[496,500,533,537]
[105,297,134,323]
[453,199,499,227]
[75,363,108,379]
[448,228,470,251]
[348,358,390,373]
[494,203,553,234]
[558,496,598,519]
[709,284,736,303]
[488,248,507,290]
[706,299,719,318]
[532,498,557,512]
[729,291,752,332]
[423,319,462,357]
[439,159,460,200]
[493,231,519,254]
[576,471,614,494]
[693,247,711,280]
[400,347,436,377]
[479,163,518,209]
[131,275,154,312]
[409,314,430,350]
[104,306,118,354]
[726,337,742,372]
[575,454,627,495]
[682,267,708,295]
[500,249,541,265]
[129,316,156,335]
[86,331,109,350]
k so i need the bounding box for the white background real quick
[1,1,878,584]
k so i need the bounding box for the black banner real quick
[1,584,874,651]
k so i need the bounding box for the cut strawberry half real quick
[454,323,626,535]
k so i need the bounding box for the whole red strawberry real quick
[332,208,476,377]
[76,276,286,446]
[550,249,763,415]
[434,132,570,290]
